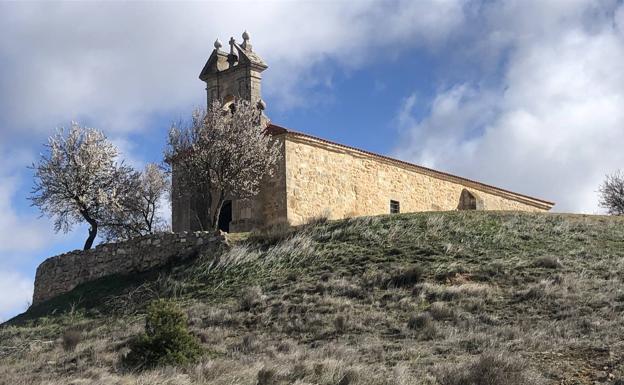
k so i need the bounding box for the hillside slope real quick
[1,212,624,384]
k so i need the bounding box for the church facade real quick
[171,32,554,233]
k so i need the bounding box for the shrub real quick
[239,286,263,311]
[338,369,360,385]
[334,314,348,333]
[290,362,308,380]
[123,299,202,369]
[407,313,438,340]
[436,352,539,385]
[516,280,557,302]
[518,286,545,301]
[598,170,624,215]
[276,340,293,353]
[419,324,439,341]
[533,256,562,269]
[429,302,456,321]
[387,266,423,288]
[331,279,366,299]
[407,312,433,330]
[361,269,390,288]
[61,329,81,352]
[239,334,257,353]
[257,367,277,385]
[202,307,238,327]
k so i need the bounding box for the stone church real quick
[171,32,554,233]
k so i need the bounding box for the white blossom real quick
[166,99,281,231]
[30,123,138,249]
[101,163,170,241]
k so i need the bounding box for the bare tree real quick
[101,163,170,241]
[30,123,137,250]
[166,99,280,231]
[599,170,624,215]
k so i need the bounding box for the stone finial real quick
[229,36,236,52]
[241,30,252,51]
[214,38,222,50]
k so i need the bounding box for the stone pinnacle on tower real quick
[199,30,268,108]
[241,30,252,51]
[214,38,222,50]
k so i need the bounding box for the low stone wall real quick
[32,231,228,305]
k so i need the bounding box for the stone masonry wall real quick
[32,231,227,305]
[232,136,288,231]
[172,137,287,233]
[284,135,549,225]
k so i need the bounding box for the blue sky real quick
[1,0,623,321]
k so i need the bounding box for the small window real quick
[390,200,400,214]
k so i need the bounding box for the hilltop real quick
[1,211,624,384]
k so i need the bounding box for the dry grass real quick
[435,352,543,385]
[2,211,624,384]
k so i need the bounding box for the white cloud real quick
[0,271,33,322]
[0,1,470,278]
[0,177,49,253]
[110,136,145,170]
[0,0,467,138]
[0,147,55,254]
[395,0,624,213]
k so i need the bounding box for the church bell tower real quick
[199,31,268,112]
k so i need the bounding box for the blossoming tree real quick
[166,99,280,231]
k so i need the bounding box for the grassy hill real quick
[1,211,624,384]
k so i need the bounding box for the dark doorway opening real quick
[218,200,232,232]
[457,189,477,210]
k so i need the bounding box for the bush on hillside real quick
[257,367,278,385]
[61,329,82,352]
[429,302,456,321]
[407,312,438,340]
[239,286,263,311]
[387,266,423,288]
[533,256,562,269]
[599,170,624,215]
[407,312,433,330]
[123,299,202,369]
[436,352,540,385]
[334,314,348,333]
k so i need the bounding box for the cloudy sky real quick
[1,0,623,321]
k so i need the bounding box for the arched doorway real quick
[457,189,480,210]
[218,200,232,232]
